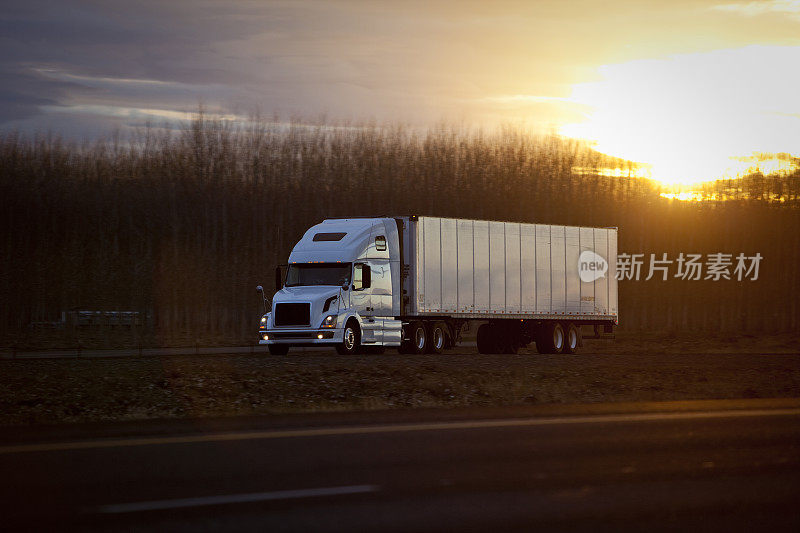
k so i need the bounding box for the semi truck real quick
[257,216,618,355]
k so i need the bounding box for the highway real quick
[0,344,478,359]
[1,399,799,531]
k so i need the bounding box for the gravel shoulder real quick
[1,345,798,427]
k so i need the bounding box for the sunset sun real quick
[559,46,800,187]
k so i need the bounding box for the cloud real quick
[2,0,800,140]
[39,104,241,123]
[482,95,573,104]
[0,0,278,131]
[1,0,481,133]
[0,65,71,122]
[712,0,800,19]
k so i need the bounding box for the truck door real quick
[368,223,392,344]
[371,262,392,317]
[351,262,379,344]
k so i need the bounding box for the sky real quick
[2,0,799,184]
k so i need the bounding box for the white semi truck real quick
[257,216,618,355]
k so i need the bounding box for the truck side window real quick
[375,236,387,251]
[353,263,371,290]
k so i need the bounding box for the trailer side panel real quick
[410,216,617,321]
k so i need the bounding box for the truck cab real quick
[258,217,403,355]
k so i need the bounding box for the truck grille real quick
[274,303,310,326]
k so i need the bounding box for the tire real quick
[563,323,580,354]
[268,344,290,356]
[409,321,427,354]
[427,322,445,354]
[477,324,494,354]
[398,324,413,354]
[336,320,361,355]
[535,322,565,354]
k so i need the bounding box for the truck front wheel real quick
[336,320,361,355]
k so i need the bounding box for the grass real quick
[1,348,798,426]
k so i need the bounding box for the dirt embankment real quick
[1,346,798,426]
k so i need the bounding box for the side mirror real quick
[256,284,268,315]
[353,264,363,290]
[274,266,283,292]
[342,279,349,291]
[352,264,371,290]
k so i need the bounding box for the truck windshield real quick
[285,263,351,287]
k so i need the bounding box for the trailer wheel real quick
[268,344,290,356]
[563,323,580,354]
[410,321,427,354]
[427,322,446,354]
[536,322,565,354]
[336,320,361,355]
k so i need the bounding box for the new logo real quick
[578,251,608,282]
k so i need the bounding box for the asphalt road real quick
[0,345,264,359]
[0,344,480,359]
[1,399,799,532]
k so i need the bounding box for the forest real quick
[1,114,798,348]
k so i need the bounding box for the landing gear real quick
[500,334,522,355]
[477,322,527,354]
[477,324,497,354]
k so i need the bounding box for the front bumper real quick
[258,328,342,345]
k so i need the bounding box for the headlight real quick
[260,315,269,329]
[320,314,337,328]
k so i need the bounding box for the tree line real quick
[1,114,798,348]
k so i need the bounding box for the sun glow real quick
[559,46,800,187]
[660,191,714,202]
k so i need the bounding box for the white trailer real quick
[257,216,617,355]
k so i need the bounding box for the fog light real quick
[262,334,269,340]
[317,334,324,339]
